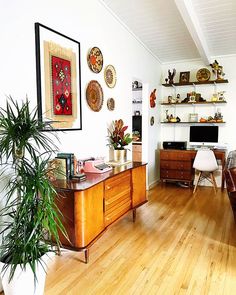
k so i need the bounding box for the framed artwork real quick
[35,23,82,131]
[179,71,190,84]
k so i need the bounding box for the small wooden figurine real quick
[210,60,225,80]
[168,69,176,84]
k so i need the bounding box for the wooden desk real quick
[160,149,226,190]
[52,162,147,263]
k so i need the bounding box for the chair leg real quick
[193,171,202,194]
[210,172,217,194]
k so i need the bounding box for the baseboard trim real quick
[148,179,160,190]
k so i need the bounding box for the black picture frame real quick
[35,22,82,131]
[179,71,190,84]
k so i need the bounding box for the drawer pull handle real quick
[106,185,111,190]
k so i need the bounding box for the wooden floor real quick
[45,183,236,295]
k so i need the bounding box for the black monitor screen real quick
[189,126,218,143]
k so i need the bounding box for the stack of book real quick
[55,153,86,181]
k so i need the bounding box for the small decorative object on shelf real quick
[168,68,176,84]
[211,93,218,102]
[132,80,139,89]
[165,110,169,122]
[210,60,225,80]
[150,89,157,108]
[196,68,211,82]
[189,113,198,122]
[214,108,223,122]
[188,91,196,103]
[218,91,226,101]
[179,71,190,83]
[176,93,181,103]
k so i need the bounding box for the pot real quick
[113,149,127,163]
[0,253,54,295]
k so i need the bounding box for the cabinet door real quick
[132,165,147,207]
[74,183,105,248]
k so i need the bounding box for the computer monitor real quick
[189,126,219,147]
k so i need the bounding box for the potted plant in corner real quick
[0,97,68,295]
[107,119,132,163]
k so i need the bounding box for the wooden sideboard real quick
[52,162,147,263]
[160,149,226,190]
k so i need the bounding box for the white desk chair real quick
[193,149,218,194]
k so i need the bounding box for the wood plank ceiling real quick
[101,0,236,64]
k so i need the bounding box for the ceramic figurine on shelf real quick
[168,95,172,103]
[176,93,181,103]
[210,60,225,80]
[168,68,176,84]
[211,93,218,102]
[218,91,226,101]
[165,110,169,122]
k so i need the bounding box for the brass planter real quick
[113,149,127,163]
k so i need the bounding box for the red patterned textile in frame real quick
[51,56,72,116]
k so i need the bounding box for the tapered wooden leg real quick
[193,171,202,194]
[133,209,136,222]
[84,248,89,264]
[210,172,217,194]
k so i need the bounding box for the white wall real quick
[0,0,162,187]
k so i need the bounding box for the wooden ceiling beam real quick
[175,0,211,65]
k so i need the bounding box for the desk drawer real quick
[160,150,191,161]
[160,169,192,180]
[105,170,131,199]
[160,160,192,170]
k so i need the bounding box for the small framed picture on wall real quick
[179,71,190,84]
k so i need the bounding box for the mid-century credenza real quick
[53,162,147,263]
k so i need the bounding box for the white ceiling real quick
[101,0,236,64]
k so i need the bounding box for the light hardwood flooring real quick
[44,183,236,295]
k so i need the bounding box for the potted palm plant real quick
[0,97,67,295]
[107,119,132,163]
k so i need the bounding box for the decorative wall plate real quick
[107,98,115,111]
[87,47,103,73]
[86,80,103,112]
[104,65,116,88]
[196,68,211,82]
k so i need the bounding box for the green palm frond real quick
[0,97,68,284]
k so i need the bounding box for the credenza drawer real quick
[105,170,131,199]
[105,198,131,226]
[160,160,192,170]
[160,169,192,180]
[160,150,191,161]
[105,192,131,212]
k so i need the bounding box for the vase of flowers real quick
[108,119,132,163]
